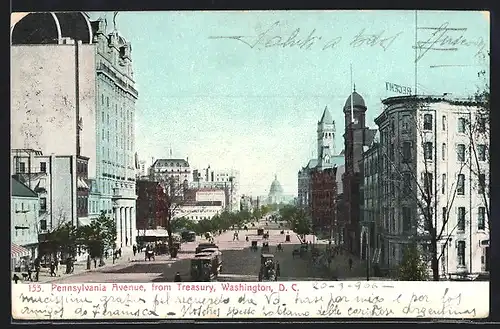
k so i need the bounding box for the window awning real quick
[11,243,30,259]
[77,178,90,189]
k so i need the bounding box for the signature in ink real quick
[350,28,403,51]
[414,22,487,62]
[208,21,322,50]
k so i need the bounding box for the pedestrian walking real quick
[276,262,281,277]
[93,258,97,268]
[50,261,56,277]
[133,244,137,256]
[27,266,32,281]
[34,257,41,281]
[66,257,73,274]
[13,274,20,284]
[174,272,182,282]
[348,258,353,271]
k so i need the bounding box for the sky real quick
[82,11,489,196]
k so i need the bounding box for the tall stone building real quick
[374,95,489,277]
[341,89,377,256]
[11,12,139,249]
[90,17,138,249]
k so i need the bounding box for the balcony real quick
[112,187,136,200]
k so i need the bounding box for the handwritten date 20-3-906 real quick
[312,281,393,291]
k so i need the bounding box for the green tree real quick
[260,205,272,216]
[75,211,117,264]
[42,222,78,259]
[197,218,213,235]
[291,210,311,236]
[100,211,117,261]
[171,216,195,233]
[398,244,429,281]
[252,207,262,219]
[279,204,298,223]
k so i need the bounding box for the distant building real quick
[135,180,166,232]
[11,177,39,263]
[149,158,191,196]
[311,167,338,236]
[135,155,148,180]
[298,107,344,237]
[175,201,224,222]
[240,195,253,212]
[186,188,226,209]
[268,175,284,204]
[191,166,240,212]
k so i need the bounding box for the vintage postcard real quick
[10,10,490,320]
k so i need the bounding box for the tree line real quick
[172,206,273,235]
[38,211,116,261]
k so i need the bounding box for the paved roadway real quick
[49,218,334,283]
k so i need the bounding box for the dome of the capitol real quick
[269,175,284,196]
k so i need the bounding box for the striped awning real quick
[11,243,30,259]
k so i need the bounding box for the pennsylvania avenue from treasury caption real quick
[10,9,490,319]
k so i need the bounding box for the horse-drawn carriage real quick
[195,243,218,254]
[191,250,221,281]
[198,248,223,273]
[258,254,277,281]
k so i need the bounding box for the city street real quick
[46,218,334,283]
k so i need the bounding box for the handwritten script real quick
[415,22,487,63]
[12,282,488,319]
[208,21,402,52]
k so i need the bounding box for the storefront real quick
[11,243,30,272]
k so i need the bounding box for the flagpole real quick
[350,64,354,123]
[414,10,418,96]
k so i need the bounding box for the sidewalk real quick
[29,247,138,283]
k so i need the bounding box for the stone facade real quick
[91,18,138,248]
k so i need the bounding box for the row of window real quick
[422,113,487,134]
[387,141,488,163]
[77,196,88,216]
[76,161,88,175]
[101,147,134,168]
[396,240,471,268]
[17,162,46,173]
[420,142,487,162]
[385,206,487,234]
[401,172,486,196]
[101,127,134,151]
[100,93,134,120]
